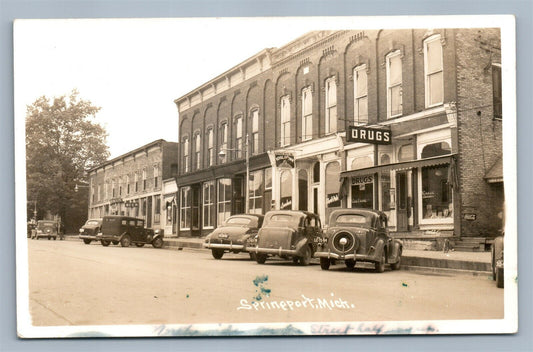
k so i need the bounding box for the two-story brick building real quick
[174,29,503,241]
[87,139,179,234]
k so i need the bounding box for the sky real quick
[14,18,315,159]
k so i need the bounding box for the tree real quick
[26,90,110,231]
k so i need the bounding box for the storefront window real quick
[217,178,232,225]
[298,169,308,210]
[203,181,215,228]
[280,170,292,210]
[421,142,452,219]
[325,162,341,208]
[249,170,264,214]
[180,187,190,230]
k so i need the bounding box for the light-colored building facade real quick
[87,139,179,234]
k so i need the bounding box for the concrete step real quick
[453,246,484,252]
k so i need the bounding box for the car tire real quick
[112,241,119,245]
[152,237,163,249]
[120,235,131,247]
[135,243,145,247]
[249,252,256,261]
[53,236,57,240]
[211,249,224,259]
[48,236,50,240]
[101,240,110,247]
[391,248,402,270]
[345,259,356,269]
[256,253,267,264]
[374,249,386,273]
[496,267,504,288]
[83,239,92,245]
[299,245,312,266]
[320,258,330,270]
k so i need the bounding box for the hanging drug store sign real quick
[347,126,391,145]
[275,153,295,168]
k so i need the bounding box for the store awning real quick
[340,154,456,179]
[484,156,503,183]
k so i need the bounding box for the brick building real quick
[87,139,179,234]
[174,29,503,239]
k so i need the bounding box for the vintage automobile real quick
[32,220,59,240]
[203,214,264,260]
[251,210,323,266]
[315,208,402,273]
[96,215,164,248]
[491,234,504,288]
[78,218,103,244]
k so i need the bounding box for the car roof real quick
[266,210,318,218]
[228,214,264,220]
[329,208,387,219]
[103,215,144,221]
[37,220,55,223]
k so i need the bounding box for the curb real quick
[401,265,492,277]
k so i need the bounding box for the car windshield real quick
[225,217,252,226]
[335,214,370,225]
[85,220,100,226]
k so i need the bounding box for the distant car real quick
[491,234,504,288]
[32,220,59,240]
[96,215,163,248]
[315,208,402,273]
[251,210,323,266]
[203,214,264,260]
[78,218,103,244]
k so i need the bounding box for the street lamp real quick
[219,134,250,213]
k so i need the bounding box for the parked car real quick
[78,218,103,244]
[315,208,402,273]
[32,220,59,240]
[251,210,323,266]
[491,234,504,288]
[96,215,164,248]
[203,214,264,260]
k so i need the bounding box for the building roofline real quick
[87,139,175,173]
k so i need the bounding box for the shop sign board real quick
[351,175,374,185]
[347,126,391,145]
[275,153,295,168]
[326,193,341,208]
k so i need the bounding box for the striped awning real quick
[340,154,455,179]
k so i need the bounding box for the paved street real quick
[27,239,503,326]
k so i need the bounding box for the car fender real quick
[389,240,402,262]
[295,237,311,254]
[153,232,164,241]
[373,238,387,261]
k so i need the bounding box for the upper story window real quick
[325,77,337,134]
[235,116,243,159]
[183,137,189,172]
[301,87,313,141]
[112,179,116,198]
[220,123,228,163]
[194,133,201,170]
[126,175,130,194]
[386,51,403,118]
[97,185,101,201]
[153,166,159,188]
[207,128,214,166]
[280,96,291,147]
[142,169,147,190]
[424,35,444,107]
[353,65,368,124]
[251,110,259,155]
[492,63,502,119]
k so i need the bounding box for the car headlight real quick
[154,229,160,234]
[79,228,84,233]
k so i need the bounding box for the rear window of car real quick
[86,220,100,226]
[269,214,293,222]
[336,214,368,224]
[226,217,252,225]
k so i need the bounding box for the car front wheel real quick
[391,248,402,270]
[101,240,110,246]
[152,237,163,249]
[211,249,224,259]
[249,252,256,261]
[299,245,312,266]
[374,250,386,273]
[320,258,330,270]
[83,239,91,245]
[120,235,131,247]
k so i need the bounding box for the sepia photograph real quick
[14,15,517,338]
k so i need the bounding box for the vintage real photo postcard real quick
[14,16,517,337]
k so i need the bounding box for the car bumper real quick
[97,234,120,241]
[35,232,56,238]
[249,246,299,257]
[79,234,98,240]
[315,249,378,262]
[203,239,246,251]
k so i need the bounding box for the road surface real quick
[26,239,503,327]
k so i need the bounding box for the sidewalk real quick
[162,236,492,275]
[63,235,491,275]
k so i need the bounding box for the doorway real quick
[396,171,408,231]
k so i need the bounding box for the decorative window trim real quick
[301,86,313,142]
[386,50,403,119]
[423,34,444,108]
[353,64,368,125]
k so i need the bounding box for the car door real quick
[135,219,145,242]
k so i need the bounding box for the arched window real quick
[351,156,373,170]
[380,154,391,165]
[183,137,189,172]
[421,141,452,220]
[251,110,259,154]
[421,141,451,158]
[207,129,214,167]
[325,162,341,208]
[325,77,337,133]
[301,87,312,141]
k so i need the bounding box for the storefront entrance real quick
[396,171,409,231]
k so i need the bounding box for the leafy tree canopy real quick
[26,89,110,220]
